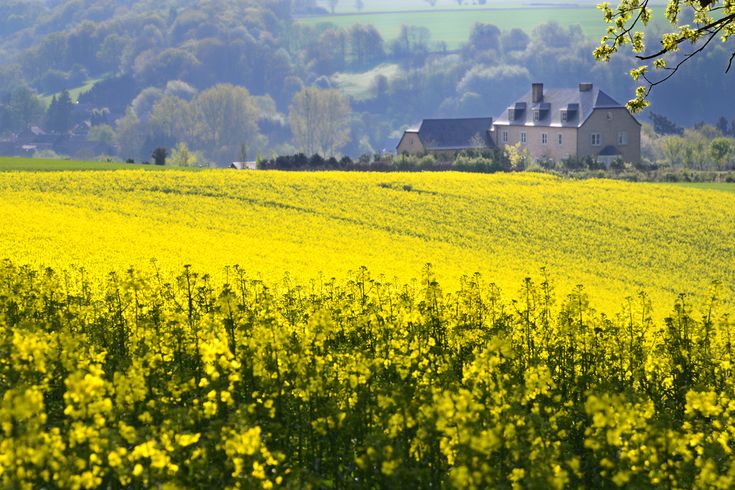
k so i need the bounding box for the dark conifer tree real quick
[46,90,73,133]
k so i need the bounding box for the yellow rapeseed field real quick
[2,169,735,489]
[0,170,732,315]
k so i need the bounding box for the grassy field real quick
[0,156,164,171]
[39,78,102,105]
[326,0,609,14]
[301,8,633,49]
[300,4,667,49]
[674,182,735,194]
[0,169,732,318]
[331,63,400,100]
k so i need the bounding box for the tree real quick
[595,0,735,111]
[0,86,45,134]
[649,112,684,136]
[468,23,501,52]
[373,74,389,99]
[501,28,530,53]
[389,25,431,65]
[710,137,734,168]
[192,84,261,161]
[327,0,338,14]
[87,124,116,148]
[46,90,74,133]
[115,108,146,161]
[148,96,195,144]
[349,25,385,68]
[458,65,531,104]
[355,0,364,11]
[306,28,347,75]
[131,87,165,120]
[165,80,197,100]
[681,128,709,169]
[152,147,167,165]
[289,87,351,156]
[97,33,128,72]
[504,142,528,171]
[169,142,198,167]
[716,116,730,135]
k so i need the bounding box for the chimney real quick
[532,83,544,103]
[579,82,593,92]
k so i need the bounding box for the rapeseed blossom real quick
[0,170,732,317]
[0,262,732,487]
[0,170,734,487]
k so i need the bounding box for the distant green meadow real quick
[300,8,607,48]
[673,182,735,194]
[328,0,606,14]
[299,5,665,49]
[39,78,101,106]
[0,157,157,171]
[331,63,400,100]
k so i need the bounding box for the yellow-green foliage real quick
[0,170,733,316]
[1,262,734,489]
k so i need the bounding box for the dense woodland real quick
[0,0,733,166]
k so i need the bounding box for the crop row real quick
[1,262,733,488]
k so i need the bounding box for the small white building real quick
[230,161,258,170]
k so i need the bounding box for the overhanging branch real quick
[636,12,735,60]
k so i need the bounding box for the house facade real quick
[494,83,641,164]
[397,83,641,165]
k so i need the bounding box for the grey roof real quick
[494,87,631,128]
[417,117,494,150]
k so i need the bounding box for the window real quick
[617,131,629,145]
[502,130,508,144]
[541,133,548,145]
[533,110,540,122]
[558,133,563,145]
[508,109,515,120]
[561,110,568,123]
[520,132,527,144]
[606,111,613,121]
[591,133,601,146]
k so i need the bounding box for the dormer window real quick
[561,110,568,123]
[533,110,540,122]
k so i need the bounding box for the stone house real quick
[396,117,494,158]
[397,83,641,164]
[494,83,641,164]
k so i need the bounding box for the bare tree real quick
[289,87,351,156]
